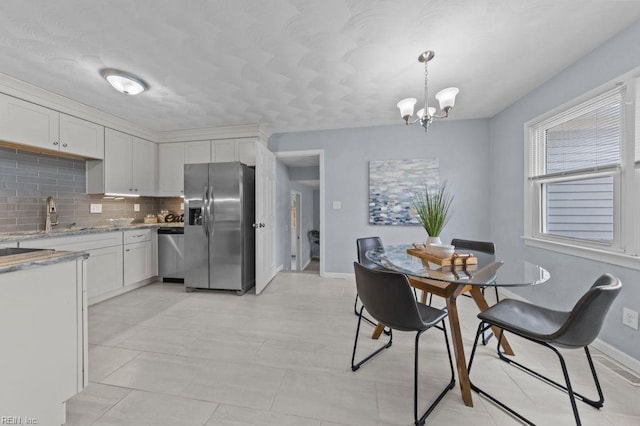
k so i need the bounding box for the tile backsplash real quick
[0,146,183,233]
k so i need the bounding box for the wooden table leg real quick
[468,286,514,356]
[371,323,385,340]
[446,286,474,407]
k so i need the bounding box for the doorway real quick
[290,191,302,271]
[275,150,324,276]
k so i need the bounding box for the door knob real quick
[259,223,266,228]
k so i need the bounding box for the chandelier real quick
[396,51,459,131]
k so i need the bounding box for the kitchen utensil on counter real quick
[144,214,158,224]
[108,217,134,227]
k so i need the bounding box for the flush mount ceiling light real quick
[100,68,148,95]
[396,51,459,131]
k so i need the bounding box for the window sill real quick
[523,236,640,271]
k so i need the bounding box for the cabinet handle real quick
[62,143,68,147]
[125,249,130,252]
[132,234,144,238]
[53,141,59,146]
[129,188,133,191]
[134,188,138,192]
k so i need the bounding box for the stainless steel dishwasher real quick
[157,227,184,282]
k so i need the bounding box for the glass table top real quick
[365,244,550,287]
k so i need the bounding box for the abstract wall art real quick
[369,158,439,225]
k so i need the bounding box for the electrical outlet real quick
[90,203,102,213]
[134,203,140,212]
[333,201,341,209]
[180,202,184,210]
[623,307,639,330]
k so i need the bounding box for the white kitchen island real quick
[0,250,88,425]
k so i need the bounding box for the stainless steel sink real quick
[0,248,49,256]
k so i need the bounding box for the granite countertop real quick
[0,250,89,275]
[0,222,184,243]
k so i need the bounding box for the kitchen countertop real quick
[0,250,89,274]
[0,222,184,243]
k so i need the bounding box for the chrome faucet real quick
[45,196,59,232]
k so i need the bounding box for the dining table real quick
[365,244,550,407]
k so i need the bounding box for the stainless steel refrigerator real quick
[184,162,255,294]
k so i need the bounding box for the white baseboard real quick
[88,277,156,306]
[591,337,640,376]
[497,288,640,375]
[321,272,354,279]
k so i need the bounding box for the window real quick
[525,83,637,260]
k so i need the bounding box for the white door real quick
[255,141,276,294]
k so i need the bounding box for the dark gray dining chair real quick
[351,262,455,425]
[355,237,386,328]
[450,238,498,299]
[467,273,622,425]
[451,238,497,344]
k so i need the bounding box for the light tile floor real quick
[66,273,640,425]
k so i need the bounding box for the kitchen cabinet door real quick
[87,245,124,301]
[211,139,235,162]
[158,142,185,196]
[0,92,59,151]
[236,139,256,166]
[104,128,133,194]
[132,137,156,196]
[184,140,211,164]
[124,241,153,286]
[59,113,105,159]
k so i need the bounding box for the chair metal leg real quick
[414,320,456,425]
[351,306,392,371]
[467,322,535,425]
[497,340,605,409]
[469,321,605,426]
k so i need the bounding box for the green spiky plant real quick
[412,181,454,238]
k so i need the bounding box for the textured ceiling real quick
[1,1,640,135]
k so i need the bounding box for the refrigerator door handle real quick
[209,184,215,238]
[202,185,209,236]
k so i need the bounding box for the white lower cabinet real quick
[20,229,157,305]
[87,245,124,300]
[0,256,87,426]
[123,229,154,286]
[124,241,153,285]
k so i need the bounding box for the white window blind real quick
[529,86,624,244]
[531,87,624,178]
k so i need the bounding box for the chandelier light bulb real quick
[397,98,417,122]
[435,87,459,111]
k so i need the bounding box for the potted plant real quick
[412,181,454,245]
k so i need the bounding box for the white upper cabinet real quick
[157,138,261,196]
[104,128,133,194]
[59,113,104,159]
[0,93,104,159]
[0,92,59,151]
[211,139,236,162]
[132,137,156,195]
[92,128,156,196]
[184,140,211,164]
[158,142,185,196]
[236,139,256,166]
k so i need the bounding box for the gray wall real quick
[274,160,317,271]
[269,119,492,274]
[288,166,319,181]
[490,20,640,360]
